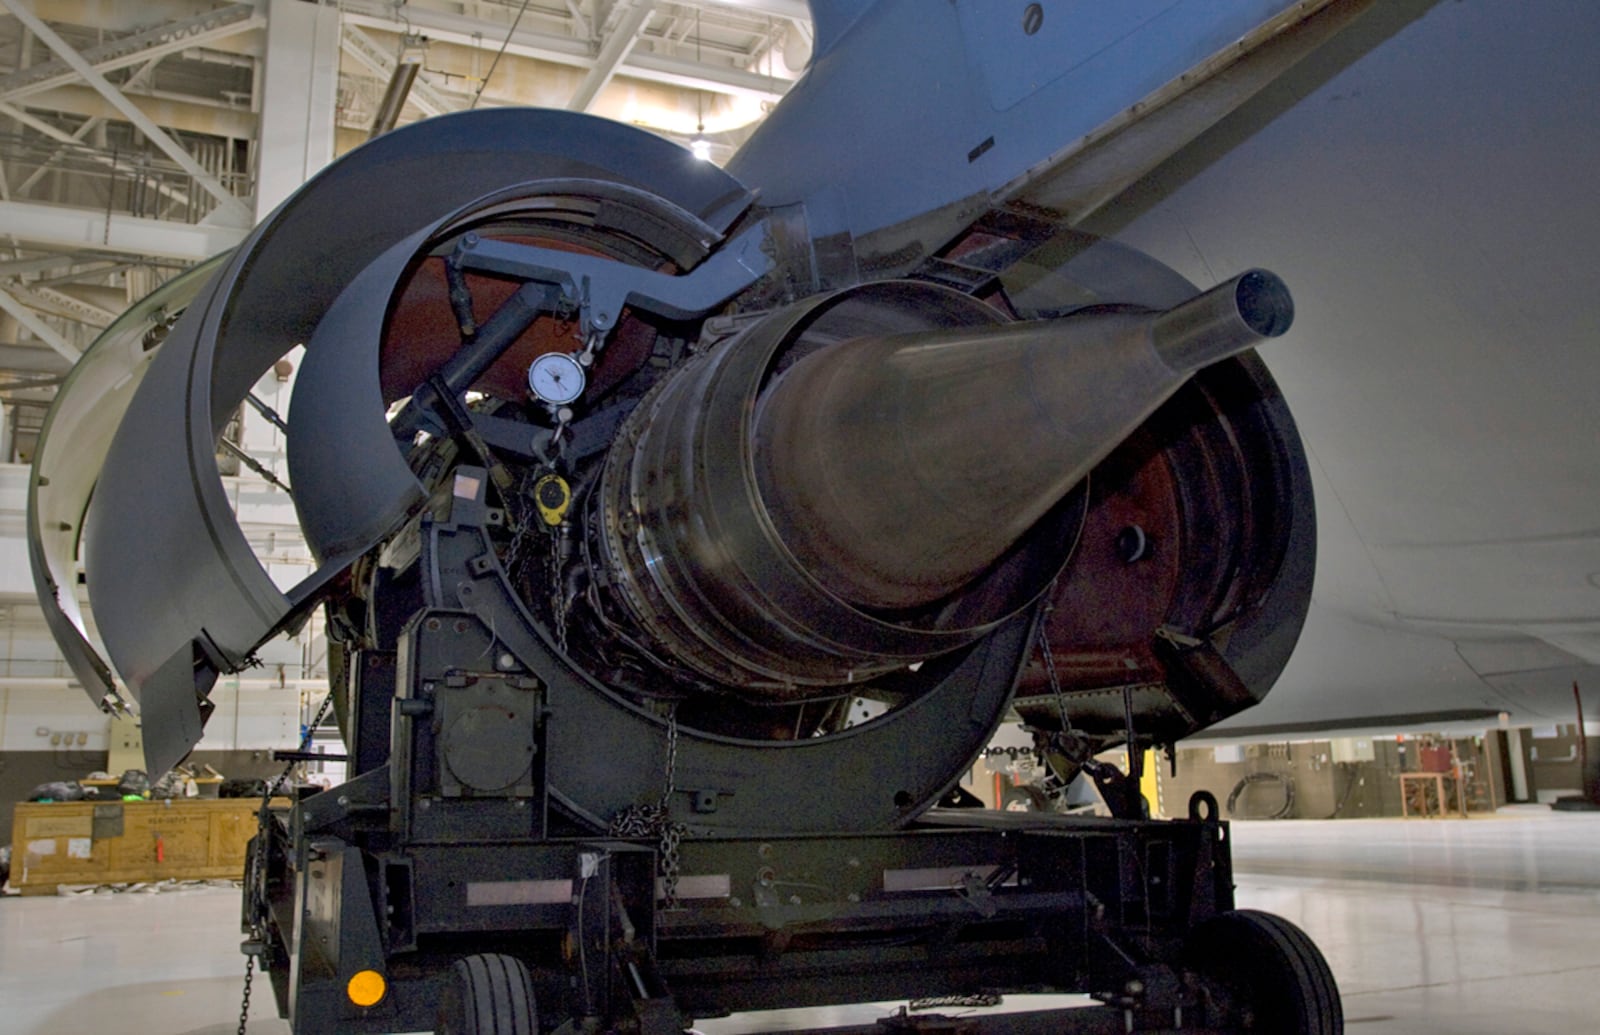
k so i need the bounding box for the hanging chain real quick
[657,706,683,907]
[657,819,684,911]
[608,704,686,909]
[660,704,679,808]
[238,792,271,1035]
[238,689,335,1033]
[1036,597,1073,732]
[236,954,254,1035]
[547,534,570,656]
[1032,597,1086,812]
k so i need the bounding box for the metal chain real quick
[1032,600,1085,812]
[657,706,683,908]
[499,466,537,576]
[660,704,679,808]
[1035,599,1074,732]
[909,993,1003,1011]
[238,689,335,1033]
[658,820,684,910]
[237,794,269,1035]
[236,954,254,1035]
[607,705,685,908]
[547,536,570,656]
[607,804,663,837]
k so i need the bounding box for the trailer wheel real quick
[437,953,538,1035]
[1184,909,1342,1034]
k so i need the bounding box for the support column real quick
[256,0,341,220]
[1505,727,1531,802]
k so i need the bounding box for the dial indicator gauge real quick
[528,351,586,405]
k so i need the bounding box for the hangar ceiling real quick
[0,0,812,438]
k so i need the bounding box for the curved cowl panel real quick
[80,109,753,775]
[27,254,229,714]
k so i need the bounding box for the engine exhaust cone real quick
[756,269,1294,609]
[599,272,1292,694]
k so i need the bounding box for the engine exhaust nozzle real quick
[598,271,1293,694]
[755,269,1295,610]
[1152,268,1294,372]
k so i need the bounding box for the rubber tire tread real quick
[1186,908,1342,1034]
[445,953,537,1035]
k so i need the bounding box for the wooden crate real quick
[8,798,279,895]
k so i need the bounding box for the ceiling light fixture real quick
[691,9,710,161]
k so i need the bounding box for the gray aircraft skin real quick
[743,0,1600,739]
[734,0,1600,738]
[28,0,1600,767]
[1087,0,1600,737]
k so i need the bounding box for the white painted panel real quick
[0,687,110,751]
[202,683,300,751]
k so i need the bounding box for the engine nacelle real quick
[46,110,1311,830]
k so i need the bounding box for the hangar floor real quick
[1,812,1595,1035]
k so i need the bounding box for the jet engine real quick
[44,109,1321,1034]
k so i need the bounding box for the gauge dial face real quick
[527,351,586,405]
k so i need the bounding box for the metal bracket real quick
[1083,759,1144,821]
[957,872,998,919]
[453,220,774,343]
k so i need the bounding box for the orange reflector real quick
[347,969,386,1007]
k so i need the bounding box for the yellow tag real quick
[534,474,572,526]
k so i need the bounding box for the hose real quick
[1327,762,1361,819]
[1226,770,1295,819]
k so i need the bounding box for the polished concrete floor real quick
[1,812,1595,1034]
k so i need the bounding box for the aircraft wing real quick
[1083,0,1600,734]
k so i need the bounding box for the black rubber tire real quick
[1184,909,1342,1034]
[436,953,538,1035]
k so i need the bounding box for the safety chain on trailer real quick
[237,690,336,1034]
[909,993,1004,1011]
[661,702,679,805]
[608,704,687,909]
[236,955,253,1035]
[659,708,683,906]
[1036,594,1074,732]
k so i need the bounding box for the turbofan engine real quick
[37,110,1322,1035]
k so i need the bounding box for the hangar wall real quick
[1156,729,1598,821]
